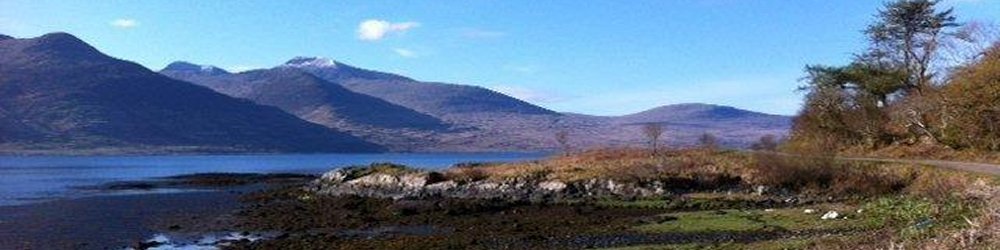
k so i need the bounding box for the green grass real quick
[595,194,771,211]
[601,238,814,250]
[860,196,980,239]
[340,163,417,179]
[634,206,865,234]
[596,199,676,209]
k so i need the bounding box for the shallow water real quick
[0,153,545,206]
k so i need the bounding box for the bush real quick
[749,153,910,197]
[444,165,489,183]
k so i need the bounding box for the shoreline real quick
[0,189,242,250]
[2,149,990,249]
[0,173,311,250]
[0,148,552,157]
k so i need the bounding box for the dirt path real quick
[839,156,1000,176]
[759,151,1000,176]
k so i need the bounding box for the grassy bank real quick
[224,148,998,249]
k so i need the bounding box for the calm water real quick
[0,153,546,206]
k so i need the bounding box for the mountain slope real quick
[161,62,448,130]
[600,103,791,147]
[161,62,454,151]
[281,57,557,119]
[241,58,791,151]
[618,103,791,127]
[0,33,382,153]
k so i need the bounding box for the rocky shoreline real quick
[309,163,750,202]
[117,157,900,249]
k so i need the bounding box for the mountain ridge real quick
[279,57,559,118]
[161,61,453,151]
[0,33,383,154]
[2,31,792,154]
[162,58,792,151]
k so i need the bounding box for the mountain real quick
[178,57,792,151]
[159,61,231,76]
[161,61,447,130]
[281,57,558,118]
[160,61,452,151]
[276,57,571,151]
[612,103,792,147]
[618,103,791,127]
[0,33,383,154]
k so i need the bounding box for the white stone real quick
[473,181,501,191]
[821,211,840,220]
[399,173,428,189]
[538,181,568,192]
[426,180,457,191]
[319,169,348,183]
[347,173,398,187]
[754,185,768,195]
[804,209,817,214]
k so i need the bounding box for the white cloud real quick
[357,19,419,41]
[393,48,418,58]
[110,19,139,29]
[490,85,563,104]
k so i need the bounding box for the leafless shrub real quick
[642,123,664,154]
[698,132,718,150]
[554,130,571,155]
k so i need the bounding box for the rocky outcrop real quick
[310,167,682,201]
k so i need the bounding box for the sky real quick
[1,0,997,116]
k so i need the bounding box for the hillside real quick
[0,32,794,153]
[612,103,792,147]
[161,62,452,151]
[279,58,792,150]
[169,58,792,151]
[282,57,558,118]
[0,33,383,154]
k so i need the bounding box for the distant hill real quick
[282,57,558,118]
[0,32,792,154]
[611,103,792,147]
[170,57,792,151]
[161,62,451,151]
[161,62,448,130]
[0,33,383,154]
[618,103,791,127]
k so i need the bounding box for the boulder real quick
[820,211,840,220]
[347,173,399,188]
[538,181,567,192]
[311,167,716,201]
[318,169,349,184]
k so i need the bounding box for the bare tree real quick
[555,130,570,155]
[642,123,664,154]
[750,134,779,151]
[699,132,718,150]
[941,21,1000,67]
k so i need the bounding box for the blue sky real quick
[1,1,997,116]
